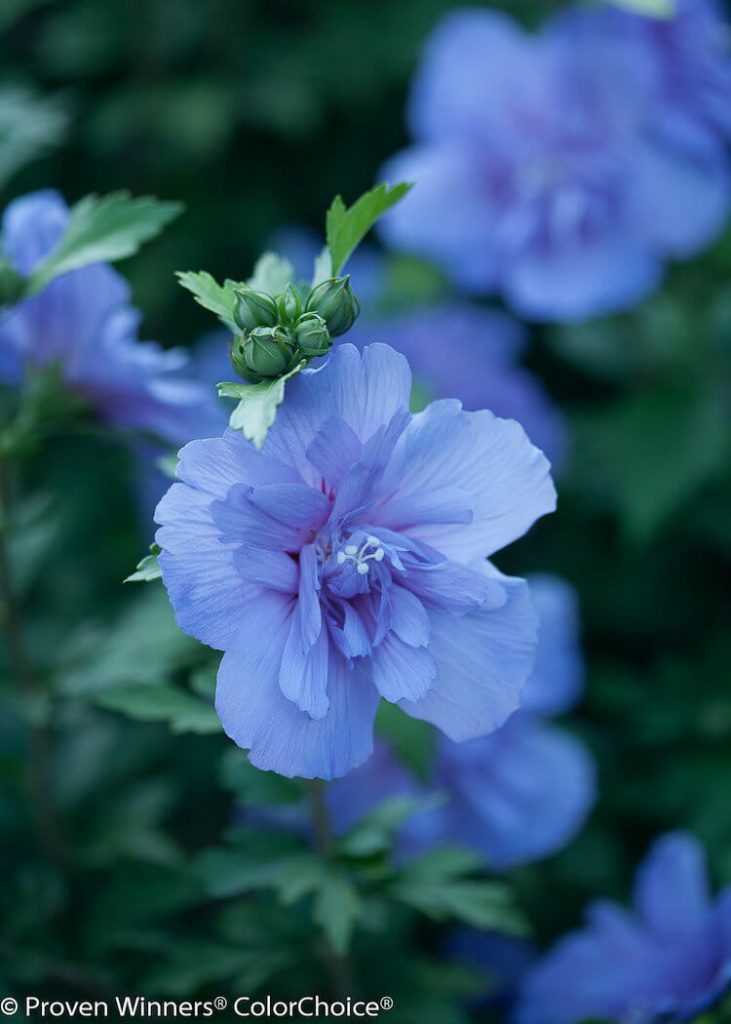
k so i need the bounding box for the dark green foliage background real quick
[1,1,730,1020]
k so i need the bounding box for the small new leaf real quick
[247,252,295,295]
[125,543,162,584]
[325,182,412,276]
[27,192,183,295]
[176,270,240,328]
[218,361,306,448]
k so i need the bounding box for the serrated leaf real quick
[313,874,362,954]
[247,252,295,295]
[325,182,412,276]
[394,876,525,933]
[176,270,239,328]
[125,543,162,583]
[96,684,220,734]
[26,192,183,295]
[219,361,306,447]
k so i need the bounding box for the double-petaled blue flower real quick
[379,5,731,322]
[155,343,556,779]
[327,574,595,867]
[0,190,217,443]
[515,832,731,1023]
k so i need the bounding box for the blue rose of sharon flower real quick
[155,343,556,779]
[515,832,731,1024]
[0,191,216,443]
[379,8,731,322]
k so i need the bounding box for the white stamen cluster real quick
[336,535,385,575]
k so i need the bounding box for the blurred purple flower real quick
[592,0,731,147]
[515,832,731,1024]
[155,343,555,778]
[379,7,731,321]
[0,190,218,443]
[327,575,595,868]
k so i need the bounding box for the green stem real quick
[308,778,334,859]
[0,458,68,865]
[307,779,358,1000]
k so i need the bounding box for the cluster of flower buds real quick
[230,276,360,382]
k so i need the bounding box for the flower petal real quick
[400,573,537,740]
[369,634,437,703]
[634,833,710,938]
[216,598,380,779]
[155,484,251,650]
[380,400,556,562]
[263,344,412,484]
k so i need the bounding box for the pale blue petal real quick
[379,400,556,562]
[216,601,380,779]
[155,484,251,651]
[247,482,331,530]
[400,573,537,740]
[389,585,431,647]
[369,634,437,703]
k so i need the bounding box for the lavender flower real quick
[0,190,216,443]
[155,343,555,778]
[379,7,731,321]
[515,832,731,1023]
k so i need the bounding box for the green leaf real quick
[96,683,220,734]
[218,360,306,448]
[26,192,183,295]
[247,252,295,294]
[325,182,412,276]
[603,0,674,15]
[0,85,68,190]
[125,543,162,583]
[176,270,239,328]
[337,795,441,859]
[312,245,333,287]
[313,874,362,954]
[391,847,527,933]
[579,383,728,541]
[195,843,304,900]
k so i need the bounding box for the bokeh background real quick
[1,0,730,1020]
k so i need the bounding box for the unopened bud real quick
[305,276,360,337]
[277,283,303,324]
[234,288,278,331]
[295,312,332,357]
[231,326,295,380]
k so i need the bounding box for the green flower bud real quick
[295,312,332,357]
[233,288,279,331]
[231,326,295,380]
[277,283,302,324]
[0,257,25,306]
[305,275,360,337]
